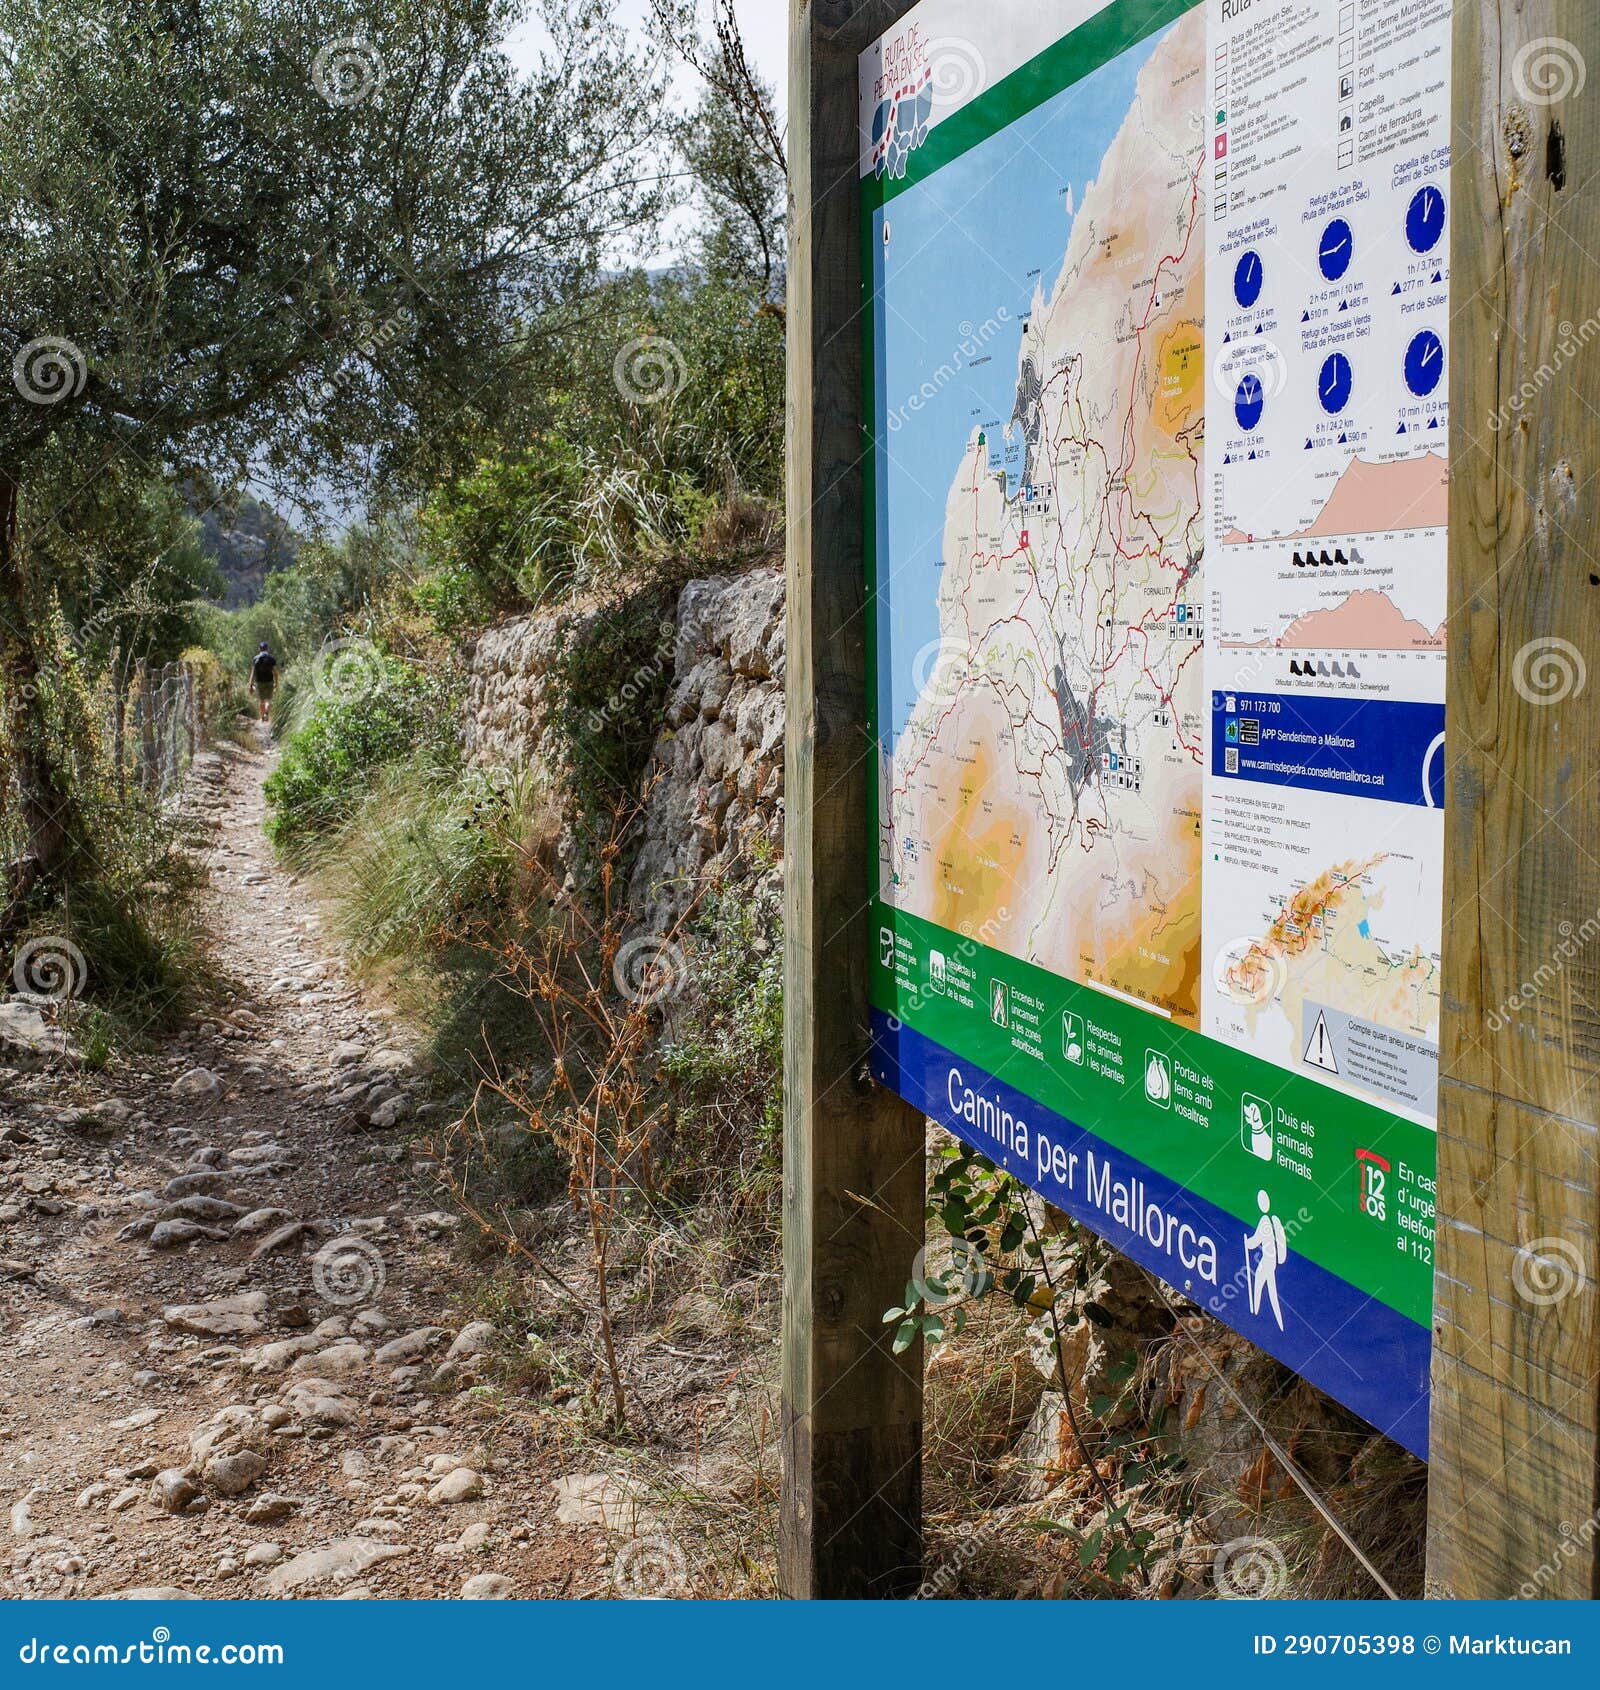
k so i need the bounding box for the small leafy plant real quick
[886,1142,1191,1593]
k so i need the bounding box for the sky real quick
[504,2,789,262]
[505,1,788,119]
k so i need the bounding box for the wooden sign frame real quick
[782,0,926,1603]
[783,0,1600,1601]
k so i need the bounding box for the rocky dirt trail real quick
[0,735,608,1600]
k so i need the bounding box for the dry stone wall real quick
[460,562,786,931]
[626,565,785,934]
[460,616,553,772]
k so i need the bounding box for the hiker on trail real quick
[249,642,279,722]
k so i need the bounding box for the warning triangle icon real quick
[1303,1011,1339,1073]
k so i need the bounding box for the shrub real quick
[6,777,209,1045]
[196,515,420,676]
[66,862,206,1032]
[658,880,783,1210]
[418,435,587,620]
[541,586,681,860]
[263,656,452,847]
[403,266,786,627]
[321,760,545,966]
[178,646,232,726]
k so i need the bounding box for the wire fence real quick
[106,660,203,804]
[1,653,223,913]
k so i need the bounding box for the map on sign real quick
[877,15,1205,1025]
[863,0,1448,1458]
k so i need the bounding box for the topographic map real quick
[877,15,1207,1024]
[1213,846,1442,1086]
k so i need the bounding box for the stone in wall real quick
[459,562,786,933]
[462,590,676,776]
[461,614,557,772]
[627,564,786,936]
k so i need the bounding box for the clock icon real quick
[1233,250,1264,309]
[1406,184,1446,254]
[1234,372,1265,432]
[1318,216,1354,282]
[1404,329,1444,397]
[1318,351,1353,414]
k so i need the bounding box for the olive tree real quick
[0,0,666,900]
[649,0,785,292]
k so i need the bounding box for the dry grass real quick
[430,1095,784,1598]
[439,1142,1424,1601]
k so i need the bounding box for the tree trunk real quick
[0,470,74,912]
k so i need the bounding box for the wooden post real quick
[782,0,926,1600]
[161,668,177,794]
[1429,0,1600,1599]
[112,668,126,803]
[184,662,197,763]
[135,667,158,795]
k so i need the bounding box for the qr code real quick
[1225,747,1239,774]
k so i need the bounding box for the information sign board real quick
[863,0,1450,1455]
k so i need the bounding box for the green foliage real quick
[304,755,564,1096]
[552,268,786,519]
[197,516,418,678]
[419,436,587,621]
[6,878,200,1052]
[539,584,682,883]
[646,0,787,294]
[263,656,453,846]
[679,73,786,294]
[2,616,210,1040]
[403,261,785,628]
[659,879,784,1171]
[177,646,233,727]
[1,0,667,497]
[1028,1347,1189,1592]
[886,1144,1192,1594]
[61,858,207,1034]
[18,453,223,671]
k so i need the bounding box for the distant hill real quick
[197,496,301,607]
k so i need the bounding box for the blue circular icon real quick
[1234,373,1265,432]
[1318,216,1354,282]
[1404,329,1444,397]
[1318,351,1353,414]
[1233,250,1263,309]
[1406,184,1446,254]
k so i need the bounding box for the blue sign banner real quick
[874,1012,1432,1457]
[1212,693,1446,809]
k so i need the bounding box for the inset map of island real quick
[1218,852,1441,1083]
